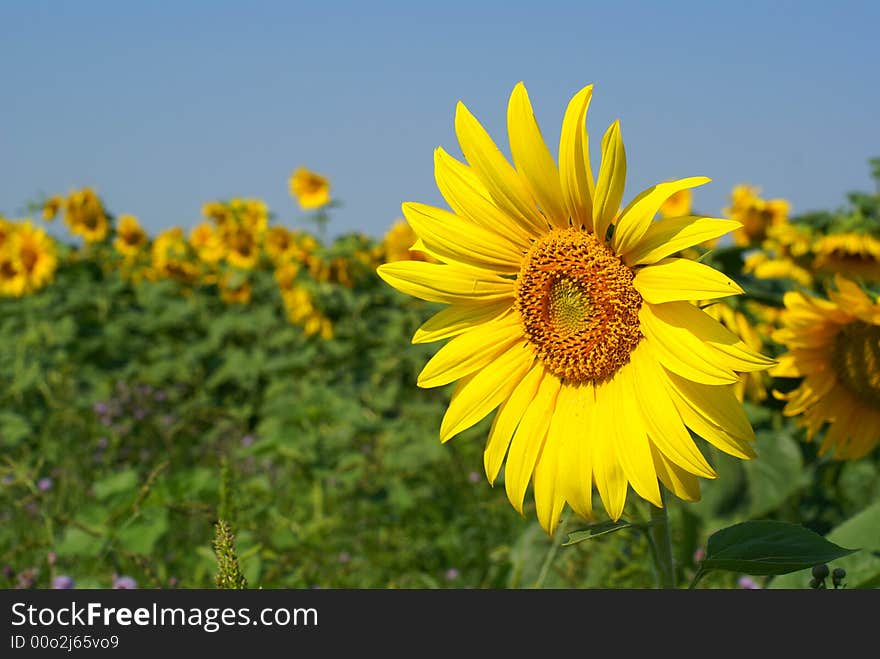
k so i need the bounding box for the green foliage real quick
[693,520,857,585]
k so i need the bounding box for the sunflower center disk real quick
[832,321,880,408]
[515,228,643,384]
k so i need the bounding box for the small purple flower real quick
[93,402,109,415]
[52,575,74,589]
[338,552,351,564]
[133,408,147,420]
[96,437,109,449]
[444,568,460,581]
[240,434,256,448]
[37,477,53,492]
[160,415,175,427]
[99,415,113,427]
[112,575,137,589]
[467,471,480,484]
[738,576,761,590]
[154,390,167,402]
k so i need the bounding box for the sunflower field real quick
[2,112,880,590]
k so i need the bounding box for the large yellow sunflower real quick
[377,82,773,534]
[771,275,880,460]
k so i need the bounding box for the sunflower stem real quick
[648,492,676,589]
[533,510,571,589]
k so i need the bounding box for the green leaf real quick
[563,519,634,546]
[55,527,105,558]
[92,469,139,500]
[744,430,810,518]
[116,506,170,555]
[769,502,880,589]
[701,520,858,576]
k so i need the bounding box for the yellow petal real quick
[625,216,741,266]
[630,343,717,478]
[633,258,744,304]
[413,299,512,344]
[612,177,711,256]
[417,313,523,388]
[592,120,626,244]
[507,82,568,229]
[439,344,534,442]
[612,366,662,507]
[483,361,544,484]
[651,444,701,502]
[402,202,523,274]
[640,303,739,385]
[376,261,514,304]
[455,101,546,235]
[533,384,583,533]
[558,84,595,232]
[505,371,561,514]
[557,384,595,520]
[591,379,628,520]
[433,147,534,248]
[663,370,757,459]
[649,301,776,373]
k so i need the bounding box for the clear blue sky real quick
[1,1,877,241]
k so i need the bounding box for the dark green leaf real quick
[702,520,858,576]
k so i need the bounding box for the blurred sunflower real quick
[382,218,436,263]
[377,82,773,533]
[151,227,200,282]
[725,184,790,247]
[222,225,261,270]
[189,222,226,264]
[702,300,769,403]
[812,232,880,281]
[289,167,331,210]
[772,276,880,459]
[264,226,303,264]
[113,214,148,257]
[0,221,58,296]
[743,251,813,288]
[219,274,252,305]
[64,187,109,243]
[42,195,62,222]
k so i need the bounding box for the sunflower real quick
[382,218,436,263]
[264,226,303,264]
[289,168,331,210]
[151,227,200,282]
[377,82,773,533]
[42,195,62,222]
[702,300,769,403]
[725,184,790,247]
[219,274,252,305]
[64,187,109,243]
[189,222,226,264]
[743,251,813,288]
[221,225,261,270]
[113,214,148,257]
[812,232,880,281]
[0,221,58,296]
[771,276,880,460]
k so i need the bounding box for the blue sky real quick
[1,1,877,241]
